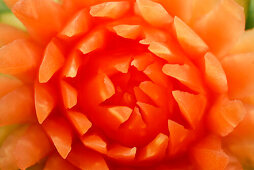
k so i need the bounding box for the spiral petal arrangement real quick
[0,0,254,169]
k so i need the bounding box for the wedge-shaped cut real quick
[86,73,115,103]
[79,72,117,133]
[137,102,165,125]
[44,153,76,170]
[67,111,92,136]
[0,24,27,46]
[191,135,229,170]
[139,81,169,107]
[113,57,132,74]
[136,0,173,27]
[134,86,155,105]
[230,28,254,54]
[108,144,136,161]
[100,74,116,100]
[193,0,245,58]
[61,81,77,109]
[59,8,90,38]
[35,83,56,124]
[106,16,143,29]
[0,74,22,98]
[204,52,228,93]
[63,51,81,78]
[138,133,168,161]
[106,106,133,126]
[0,85,35,126]
[89,53,131,75]
[78,29,105,55]
[12,0,65,42]
[146,39,186,64]
[148,42,175,62]
[43,117,72,159]
[162,64,205,93]
[222,53,254,104]
[144,62,172,88]
[207,96,246,136]
[141,27,169,44]
[137,102,168,134]
[131,53,155,71]
[81,132,107,154]
[168,120,190,156]
[83,68,136,130]
[0,39,40,75]
[113,24,141,39]
[67,143,109,170]
[173,17,208,58]
[172,91,207,129]
[90,1,130,19]
[119,106,147,146]
[39,40,65,83]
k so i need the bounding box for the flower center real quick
[101,66,150,108]
[73,35,172,147]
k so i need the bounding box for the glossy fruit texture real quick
[0,0,253,169]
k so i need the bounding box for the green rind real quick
[0,12,26,30]
[235,0,250,15]
[0,0,10,13]
[246,0,254,29]
[26,161,45,170]
[0,0,26,30]
[0,124,20,146]
[53,0,63,4]
[0,73,19,79]
[243,164,254,170]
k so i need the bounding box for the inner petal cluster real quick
[34,0,208,163]
[1,0,246,169]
